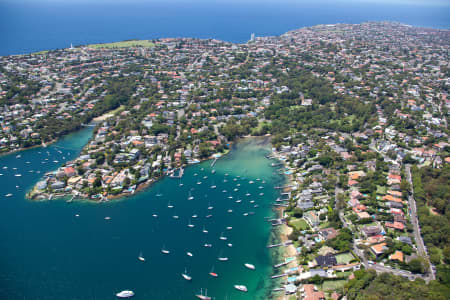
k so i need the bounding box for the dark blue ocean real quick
[0,0,449,56]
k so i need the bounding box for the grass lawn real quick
[32,50,49,55]
[319,221,330,229]
[336,271,352,278]
[88,40,154,49]
[335,252,355,264]
[320,279,347,291]
[290,218,310,231]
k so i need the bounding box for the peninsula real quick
[1,22,449,299]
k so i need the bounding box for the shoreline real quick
[270,150,298,299]
[28,134,274,203]
[27,141,235,203]
[0,138,58,158]
[3,22,447,58]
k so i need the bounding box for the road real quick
[405,164,435,281]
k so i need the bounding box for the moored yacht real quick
[116,290,134,298]
[138,252,145,262]
[234,285,248,292]
[161,246,170,254]
[244,263,255,270]
[195,288,211,300]
[181,268,192,281]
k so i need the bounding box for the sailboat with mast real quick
[181,268,192,281]
[161,245,170,254]
[209,266,218,277]
[195,288,211,300]
[138,251,145,262]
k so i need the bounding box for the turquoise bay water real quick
[0,129,285,300]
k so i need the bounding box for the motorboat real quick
[234,285,247,292]
[116,290,134,298]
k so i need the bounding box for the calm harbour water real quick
[0,128,286,299]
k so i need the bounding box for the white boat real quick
[104,217,111,220]
[116,290,134,298]
[207,202,213,210]
[161,246,170,254]
[227,243,233,247]
[192,214,198,218]
[16,155,21,158]
[173,215,179,219]
[5,193,13,197]
[227,209,233,213]
[197,181,202,185]
[244,263,255,270]
[210,185,216,189]
[203,176,207,179]
[249,180,254,184]
[246,192,251,196]
[204,243,212,248]
[235,199,242,203]
[234,285,248,292]
[181,268,192,281]
[167,201,174,208]
[259,193,264,196]
[187,219,194,228]
[188,191,194,200]
[14,174,22,177]
[233,188,238,191]
[152,214,158,218]
[138,252,145,262]
[202,226,208,233]
[219,233,227,240]
[243,212,249,216]
[226,226,232,230]
[218,251,228,261]
[187,252,193,257]
[195,288,211,300]
[75,214,80,217]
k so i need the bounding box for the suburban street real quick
[405,164,435,281]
